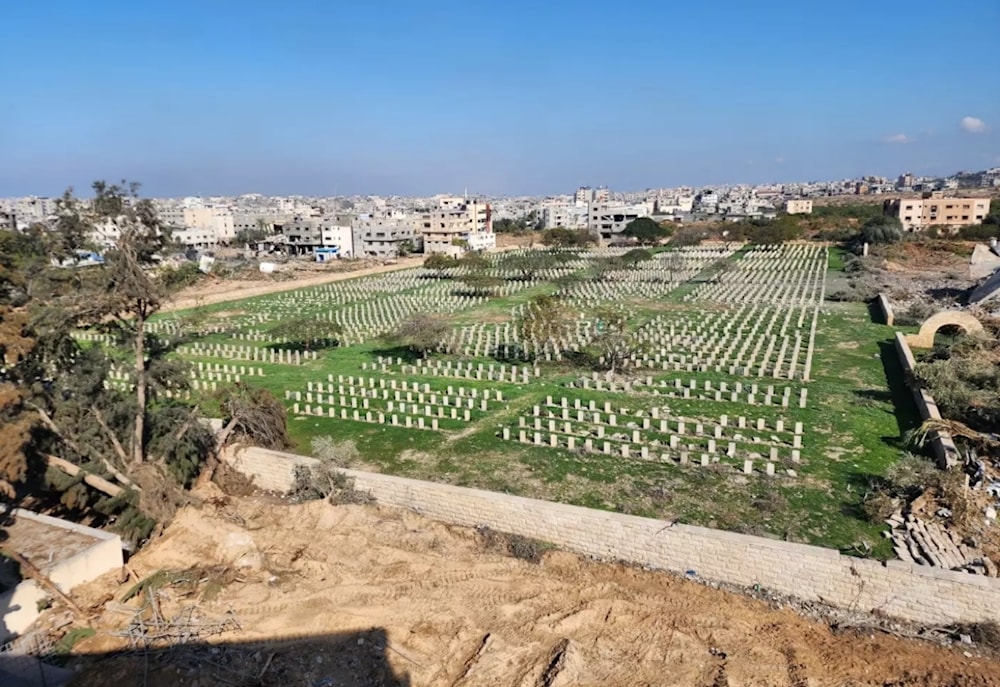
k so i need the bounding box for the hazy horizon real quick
[2,0,997,198]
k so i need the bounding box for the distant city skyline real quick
[1,0,997,198]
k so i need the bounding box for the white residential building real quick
[320,222,356,257]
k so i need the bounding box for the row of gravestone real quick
[323,374,506,400]
[178,343,317,364]
[500,427,797,477]
[568,378,808,408]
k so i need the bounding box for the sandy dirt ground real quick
[65,498,1000,687]
[163,257,425,312]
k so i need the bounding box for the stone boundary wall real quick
[876,293,894,326]
[894,332,959,467]
[226,447,1000,625]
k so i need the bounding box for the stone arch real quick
[905,310,984,348]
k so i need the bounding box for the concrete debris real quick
[969,264,1000,304]
[886,512,996,576]
[969,242,1000,281]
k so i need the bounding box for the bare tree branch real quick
[1,547,85,617]
[92,406,131,467]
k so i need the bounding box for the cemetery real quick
[122,243,916,555]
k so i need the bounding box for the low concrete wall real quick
[894,332,959,467]
[227,447,1000,625]
[1,510,123,642]
[876,293,894,326]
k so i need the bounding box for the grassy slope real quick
[160,251,921,557]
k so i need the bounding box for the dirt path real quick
[163,257,425,312]
[445,394,536,444]
[66,498,1000,687]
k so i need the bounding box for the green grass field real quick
[151,247,921,558]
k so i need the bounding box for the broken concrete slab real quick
[970,267,1000,305]
[970,242,1000,280]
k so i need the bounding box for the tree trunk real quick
[131,314,146,466]
[45,454,124,498]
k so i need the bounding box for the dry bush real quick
[311,436,359,467]
[862,492,897,523]
[475,525,550,564]
[935,467,977,531]
[288,446,373,506]
[752,488,789,516]
[955,621,1000,653]
[894,301,938,327]
[884,453,940,495]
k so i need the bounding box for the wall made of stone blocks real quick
[228,447,1000,625]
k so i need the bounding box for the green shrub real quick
[957,224,999,241]
[861,218,903,244]
[894,301,937,326]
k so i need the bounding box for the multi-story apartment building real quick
[158,202,235,246]
[233,212,287,237]
[654,195,694,215]
[354,216,418,258]
[321,219,356,258]
[0,208,16,231]
[587,200,651,242]
[88,219,123,249]
[10,196,57,229]
[694,191,720,213]
[884,192,991,232]
[574,187,596,206]
[541,203,588,229]
[171,227,218,249]
[419,197,494,256]
[784,199,813,215]
[279,215,356,256]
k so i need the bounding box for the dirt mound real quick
[66,499,1000,686]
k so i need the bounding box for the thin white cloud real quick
[960,116,989,133]
[883,133,912,144]
[774,156,785,164]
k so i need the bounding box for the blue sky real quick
[1,0,998,197]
